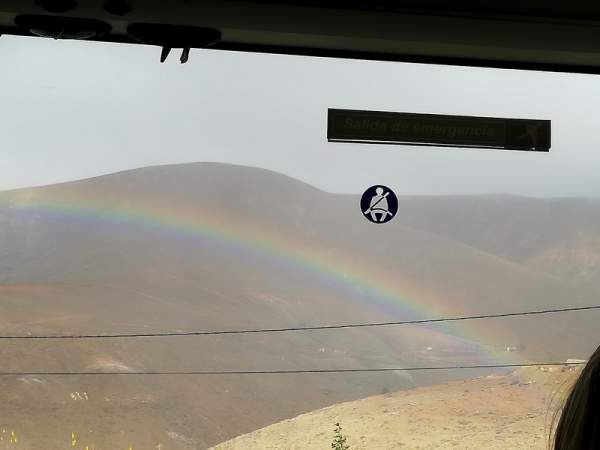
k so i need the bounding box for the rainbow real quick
[0,177,524,365]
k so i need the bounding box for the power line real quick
[0,362,585,376]
[2,304,599,340]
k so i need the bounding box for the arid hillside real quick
[212,365,581,450]
[397,195,600,287]
[0,163,598,449]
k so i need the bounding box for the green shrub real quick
[331,422,350,450]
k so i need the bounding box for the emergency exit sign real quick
[327,109,551,151]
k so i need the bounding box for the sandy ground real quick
[211,366,580,450]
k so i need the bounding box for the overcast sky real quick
[1,35,599,196]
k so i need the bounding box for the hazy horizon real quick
[4,160,600,199]
[1,35,600,197]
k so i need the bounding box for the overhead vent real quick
[127,23,221,63]
[35,0,78,14]
[103,0,132,16]
[15,14,111,40]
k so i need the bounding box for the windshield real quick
[0,35,598,450]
